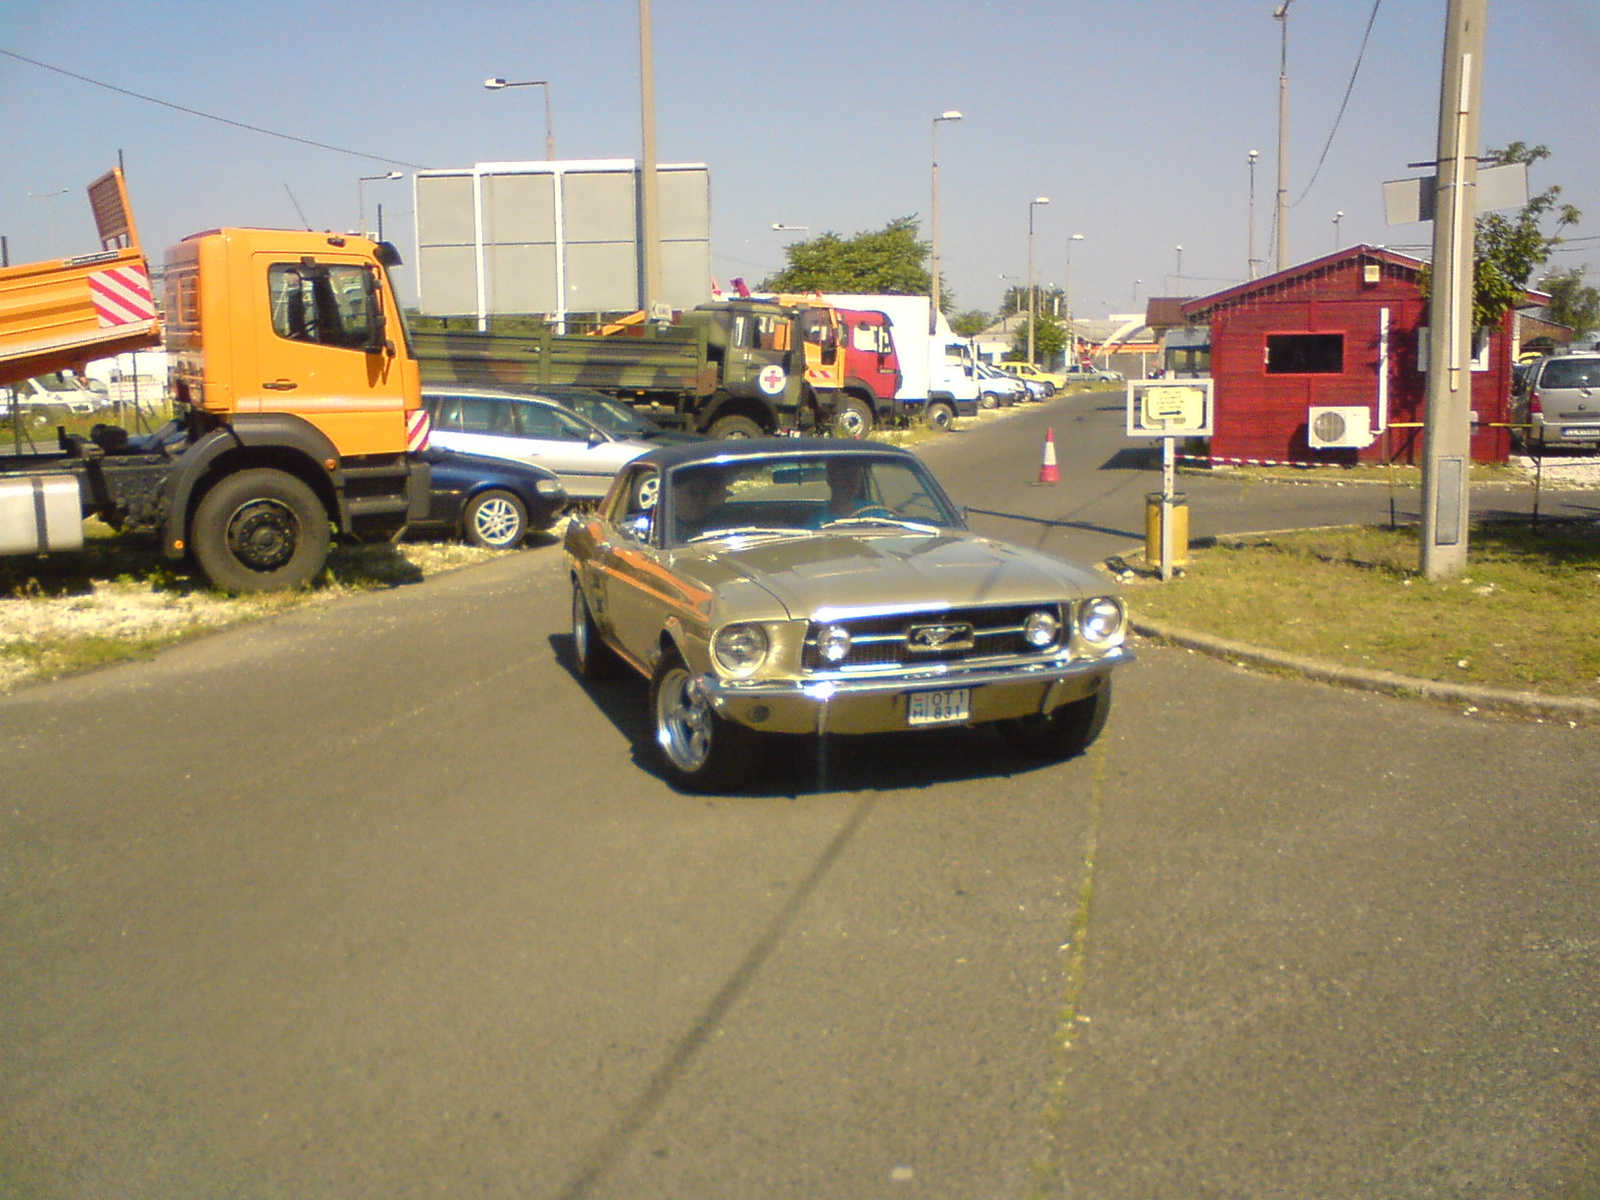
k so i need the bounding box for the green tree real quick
[1009,311,1065,364]
[1540,266,1600,337]
[998,284,1063,320]
[761,217,949,306]
[949,310,992,338]
[1422,142,1582,330]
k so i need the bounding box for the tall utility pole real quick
[638,0,663,315]
[1248,149,1260,280]
[1027,197,1049,365]
[1274,0,1295,272]
[929,111,962,334]
[1420,0,1487,580]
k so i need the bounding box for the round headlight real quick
[713,622,770,674]
[815,623,853,664]
[1022,608,1061,648]
[1078,596,1126,648]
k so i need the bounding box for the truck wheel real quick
[924,400,956,432]
[708,414,764,440]
[191,468,330,593]
[462,489,527,549]
[832,396,873,440]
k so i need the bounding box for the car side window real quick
[429,397,465,433]
[551,409,596,441]
[460,399,512,434]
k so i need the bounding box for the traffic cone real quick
[1037,427,1060,484]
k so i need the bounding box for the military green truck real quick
[411,299,819,439]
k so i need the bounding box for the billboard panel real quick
[414,160,710,322]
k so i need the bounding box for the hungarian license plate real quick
[907,688,971,726]
[1562,426,1600,439]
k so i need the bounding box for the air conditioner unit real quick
[1307,406,1376,450]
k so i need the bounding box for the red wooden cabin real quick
[1181,247,1518,466]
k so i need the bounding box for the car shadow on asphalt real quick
[548,633,1077,798]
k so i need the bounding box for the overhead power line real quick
[0,47,428,170]
[1290,0,1383,208]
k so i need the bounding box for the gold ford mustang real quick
[565,439,1133,791]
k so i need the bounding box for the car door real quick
[426,394,526,463]
[514,400,643,499]
[586,464,672,664]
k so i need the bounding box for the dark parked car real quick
[413,449,569,549]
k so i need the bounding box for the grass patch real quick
[1124,521,1600,700]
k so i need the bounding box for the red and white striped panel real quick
[406,408,431,453]
[88,263,157,328]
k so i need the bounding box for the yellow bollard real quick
[1144,492,1189,569]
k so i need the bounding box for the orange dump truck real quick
[0,168,429,591]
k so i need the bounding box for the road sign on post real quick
[1126,380,1213,580]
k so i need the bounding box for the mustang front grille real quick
[801,604,1064,671]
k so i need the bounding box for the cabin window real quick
[269,262,375,349]
[1265,333,1343,374]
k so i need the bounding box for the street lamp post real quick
[357,171,403,238]
[1333,210,1345,251]
[930,111,962,334]
[1065,232,1084,368]
[484,77,556,159]
[1248,149,1260,279]
[1027,196,1049,365]
[1174,244,1184,292]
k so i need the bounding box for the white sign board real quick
[1126,379,1214,438]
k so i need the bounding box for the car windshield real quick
[664,453,962,546]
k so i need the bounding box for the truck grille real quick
[801,603,1063,671]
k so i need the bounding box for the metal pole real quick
[930,112,961,335]
[1028,197,1049,365]
[1274,1,1294,272]
[1248,149,1259,280]
[1419,0,1486,580]
[638,0,662,315]
[1066,233,1083,368]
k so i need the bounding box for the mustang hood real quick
[677,531,1111,620]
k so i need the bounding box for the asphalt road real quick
[2,393,1597,1198]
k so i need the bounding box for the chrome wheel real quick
[463,489,526,549]
[654,660,713,774]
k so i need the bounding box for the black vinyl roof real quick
[635,437,918,472]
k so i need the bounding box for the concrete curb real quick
[1129,613,1600,724]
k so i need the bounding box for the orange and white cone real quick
[1037,427,1060,484]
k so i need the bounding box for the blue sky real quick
[2,0,1596,321]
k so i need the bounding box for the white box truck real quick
[821,294,980,431]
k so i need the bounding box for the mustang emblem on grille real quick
[906,622,975,652]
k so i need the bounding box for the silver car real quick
[422,387,655,499]
[1514,353,1600,450]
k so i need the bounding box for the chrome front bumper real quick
[697,646,1134,736]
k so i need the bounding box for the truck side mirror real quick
[364,267,392,355]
